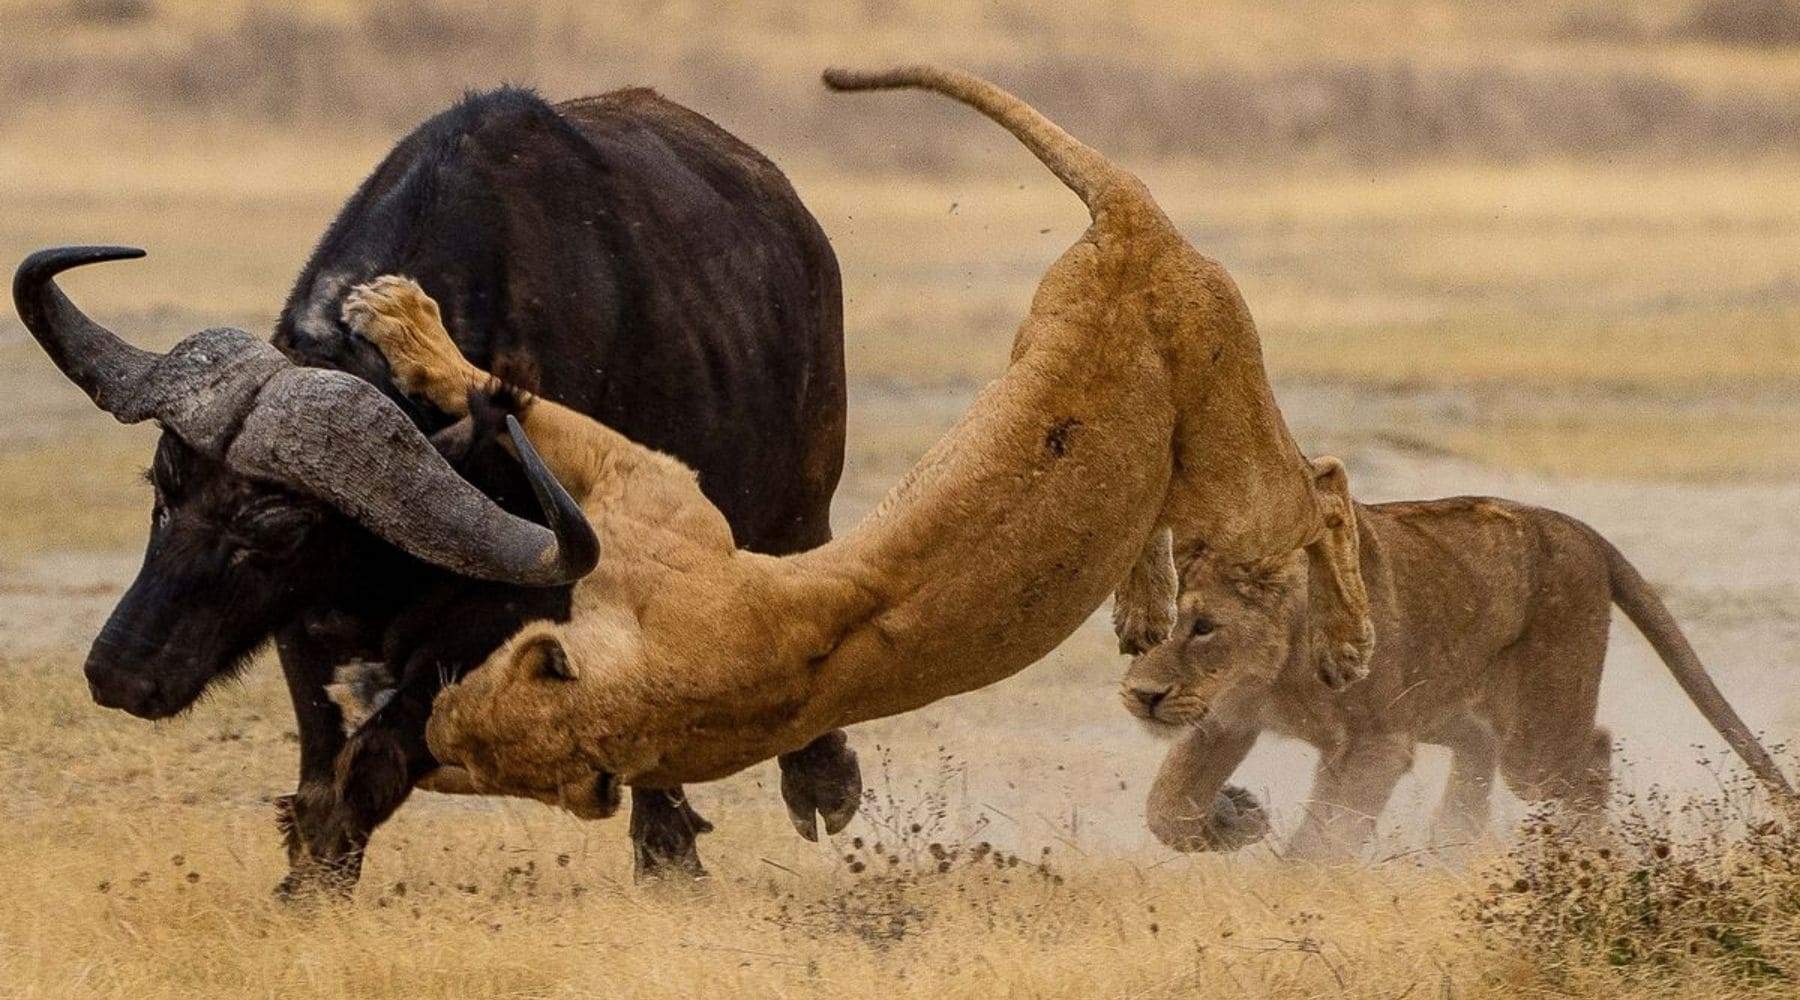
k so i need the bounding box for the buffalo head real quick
[14,246,597,718]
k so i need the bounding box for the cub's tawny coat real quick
[342,66,1375,814]
[1122,489,1795,860]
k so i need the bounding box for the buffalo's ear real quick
[427,390,513,467]
[427,416,478,465]
[517,633,577,681]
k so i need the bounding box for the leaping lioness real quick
[337,66,1376,814]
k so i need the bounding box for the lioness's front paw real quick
[778,731,862,841]
[341,276,461,400]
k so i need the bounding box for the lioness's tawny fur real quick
[1123,490,1794,860]
[337,66,1374,814]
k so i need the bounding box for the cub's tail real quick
[1600,534,1795,799]
[822,65,1130,215]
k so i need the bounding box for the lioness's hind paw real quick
[1113,608,1173,656]
[1317,638,1372,691]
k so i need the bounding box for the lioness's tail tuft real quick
[823,65,1126,213]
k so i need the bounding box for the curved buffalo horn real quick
[225,374,599,586]
[14,245,288,448]
[13,246,158,415]
[505,415,601,580]
[15,246,598,587]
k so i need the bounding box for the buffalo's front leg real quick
[273,617,366,897]
[777,729,862,841]
[300,681,441,888]
[630,788,714,879]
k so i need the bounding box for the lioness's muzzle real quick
[13,245,598,585]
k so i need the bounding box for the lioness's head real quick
[1121,548,1309,727]
[424,611,649,819]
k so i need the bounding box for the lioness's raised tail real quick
[822,65,1130,214]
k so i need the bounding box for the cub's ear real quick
[517,633,578,681]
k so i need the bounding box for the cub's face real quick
[1120,549,1308,727]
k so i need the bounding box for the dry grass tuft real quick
[8,1,1800,167]
[1468,768,1800,994]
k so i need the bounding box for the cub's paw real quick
[1207,784,1271,850]
[778,731,862,841]
[1150,784,1270,853]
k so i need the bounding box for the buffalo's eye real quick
[1190,616,1217,639]
[232,499,319,558]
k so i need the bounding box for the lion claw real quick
[1113,607,1173,657]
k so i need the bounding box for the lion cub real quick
[1121,466,1792,861]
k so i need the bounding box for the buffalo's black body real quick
[90,86,848,886]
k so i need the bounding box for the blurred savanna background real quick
[4,1,1800,997]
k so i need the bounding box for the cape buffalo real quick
[15,86,860,890]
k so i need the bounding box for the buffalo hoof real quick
[273,787,365,900]
[630,789,712,882]
[778,730,862,842]
[273,861,361,903]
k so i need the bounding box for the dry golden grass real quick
[6,647,1800,1000]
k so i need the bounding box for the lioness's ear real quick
[517,634,577,681]
[1308,456,1352,526]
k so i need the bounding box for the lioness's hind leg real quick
[1494,586,1612,817]
[1113,525,1177,655]
[1502,725,1613,817]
